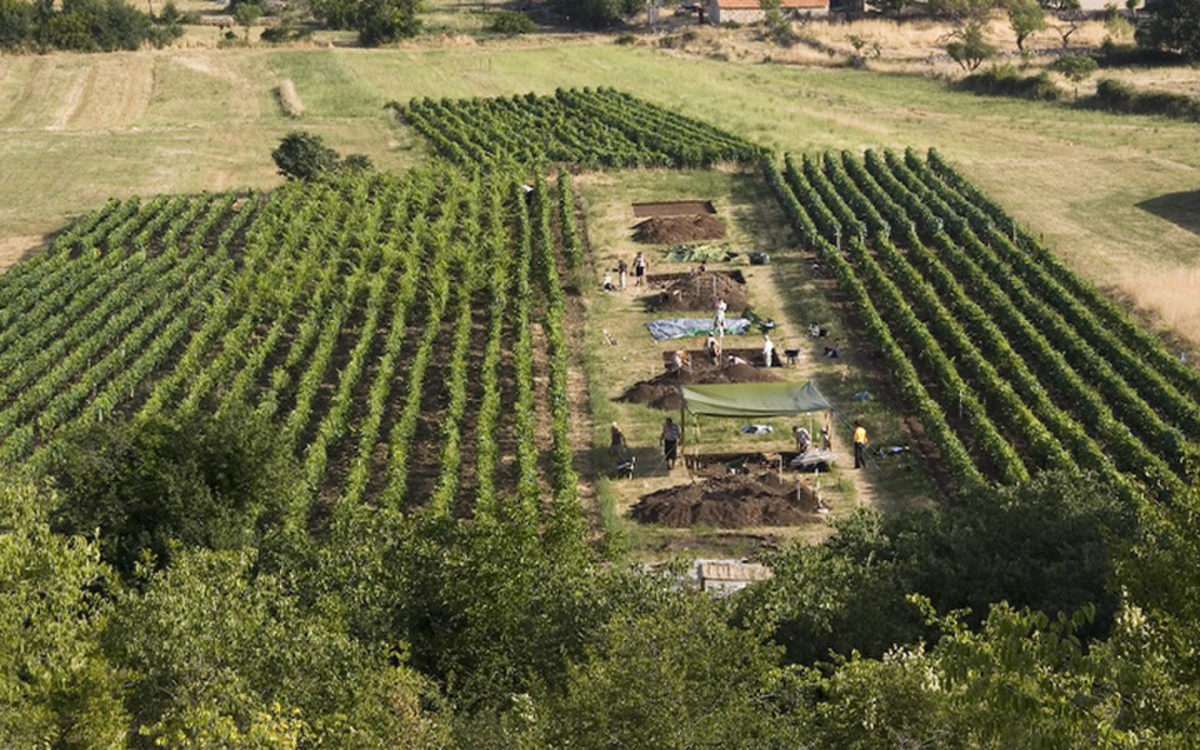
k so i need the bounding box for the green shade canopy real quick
[681,382,833,418]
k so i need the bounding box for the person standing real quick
[853,422,868,469]
[617,257,629,291]
[634,251,647,288]
[705,332,721,363]
[762,332,775,367]
[661,416,681,471]
[609,422,626,460]
[713,296,727,334]
[793,425,811,454]
[821,426,831,452]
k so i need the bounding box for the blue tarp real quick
[647,317,751,341]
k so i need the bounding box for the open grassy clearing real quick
[1,41,1197,344]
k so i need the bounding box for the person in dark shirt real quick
[610,422,626,460]
[661,417,681,470]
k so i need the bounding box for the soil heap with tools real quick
[631,472,820,528]
[652,270,748,312]
[634,215,726,244]
[619,358,776,411]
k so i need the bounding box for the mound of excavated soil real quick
[619,359,777,410]
[652,270,748,312]
[634,214,726,244]
[632,472,820,528]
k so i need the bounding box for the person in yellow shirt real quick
[853,422,868,469]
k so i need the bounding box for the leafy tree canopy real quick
[734,472,1134,665]
[48,408,306,578]
[947,21,998,70]
[0,482,128,747]
[272,130,341,180]
[488,9,534,34]
[1137,0,1200,60]
[548,0,641,28]
[1008,0,1047,50]
[105,547,451,746]
[272,131,376,179]
[310,0,422,45]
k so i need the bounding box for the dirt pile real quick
[634,214,726,244]
[631,472,820,528]
[619,359,777,410]
[653,270,747,312]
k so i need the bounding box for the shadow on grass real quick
[588,444,675,481]
[1136,191,1200,237]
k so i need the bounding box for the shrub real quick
[340,153,374,171]
[958,65,1062,101]
[272,131,341,180]
[1084,77,1200,121]
[147,21,183,47]
[550,0,639,28]
[489,9,534,34]
[1097,38,1185,65]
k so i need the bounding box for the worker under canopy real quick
[681,381,832,418]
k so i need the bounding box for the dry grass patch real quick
[1119,267,1200,349]
[651,16,1113,76]
[0,236,44,272]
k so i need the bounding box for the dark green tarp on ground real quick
[681,382,833,418]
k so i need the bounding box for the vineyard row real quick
[764,148,1198,500]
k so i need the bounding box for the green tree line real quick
[4,407,1200,746]
[0,0,181,52]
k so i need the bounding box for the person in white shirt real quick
[705,332,722,362]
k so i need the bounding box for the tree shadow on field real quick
[1136,191,1200,237]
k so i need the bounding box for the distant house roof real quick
[716,0,827,8]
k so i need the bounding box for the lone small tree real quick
[272,131,340,180]
[232,0,262,40]
[1052,5,1084,48]
[1008,0,1047,52]
[1050,53,1098,97]
[355,0,421,45]
[759,0,793,44]
[947,22,997,70]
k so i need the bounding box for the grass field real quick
[2,40,1197,342]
